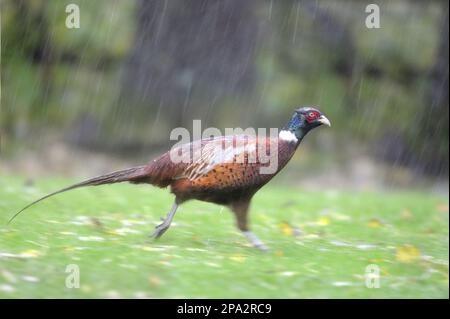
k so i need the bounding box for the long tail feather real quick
[8,165,148,224]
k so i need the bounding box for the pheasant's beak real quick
[318,115,331,127]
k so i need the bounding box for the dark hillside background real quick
[1,0,448,190]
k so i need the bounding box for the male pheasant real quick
[11,107,330,249]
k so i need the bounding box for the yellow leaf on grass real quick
[367,218,384,228]
[317,217,330,226]
[396,245,421,263]
[368,258,385,264]
[278,222,294,236]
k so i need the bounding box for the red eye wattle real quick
[306,111,319,122]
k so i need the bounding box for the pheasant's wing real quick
[148,135,278,189]
[183,135,253,180]
[172,135,276,184]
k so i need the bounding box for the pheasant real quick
[10,107,330,249]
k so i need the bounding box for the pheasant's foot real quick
[243,231,269,251]
[150,202,178,240]
[150,221,170,239]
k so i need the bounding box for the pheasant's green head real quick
[281,106,331,142]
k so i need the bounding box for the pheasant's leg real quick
[151,202,178,239]
[231,200,268,251]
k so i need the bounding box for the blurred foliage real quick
[0,0,448,176]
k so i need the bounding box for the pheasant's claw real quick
[150,222,170,239]
[151,203,178,240]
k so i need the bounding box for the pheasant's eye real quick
[305,111,319,122]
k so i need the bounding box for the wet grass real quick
[0,176,448,298]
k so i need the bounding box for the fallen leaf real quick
[368,258,385,264]
[367,218,384,228]
[317,216,330,226]
[278,222,294,236]
[396,245,421,263]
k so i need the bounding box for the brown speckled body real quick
[169,137,297,205]
[138,135,299,231]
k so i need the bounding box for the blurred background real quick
[1,0,449,191]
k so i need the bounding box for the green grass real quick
[0,176,448,298]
